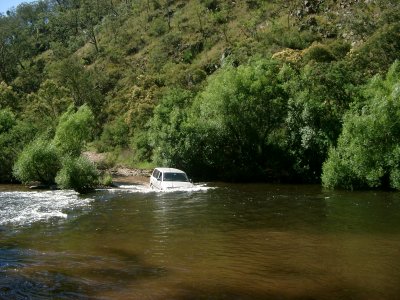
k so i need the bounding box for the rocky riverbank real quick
[82,151,152,186]
[109,167,152,185]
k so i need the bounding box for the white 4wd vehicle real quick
[150,168,193,190]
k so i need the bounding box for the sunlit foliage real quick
[322,61,400,190]
[0,0,400,189]
[0,109,36,182]
[13,138,61,185]
[53,105,95,157]
[56,156,99,194]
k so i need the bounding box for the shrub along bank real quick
[1,0,400,190]
[12,105,99,193]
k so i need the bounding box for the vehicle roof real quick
[154,167,186,173]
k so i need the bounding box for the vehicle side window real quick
[153,169,160,179]
[158,172,163,180]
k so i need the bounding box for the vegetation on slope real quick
[0,0,400,190]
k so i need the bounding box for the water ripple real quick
[0,190,93,226]
[106,183,214,194]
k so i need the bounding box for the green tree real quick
[47,57,105,123]
[13,138,61,185]
[284,61,355,182]
[189,59,289,180]
[148,88,193,167]
[347,22,400,81]
[0,15,20,83]
[15,1,52,55]
[0,81,19,110]
[24,79,74,128]
[53,104,95,157]
[322,61,400,190]
[79,0,109,53]
[149,59,290,180]
[0,109,18,181]
[47,1,81,50]
[98,115,130,152]
[0,108,16,133]
[56,155,99,194]
[0,109,36,182]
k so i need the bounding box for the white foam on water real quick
[107,183,214,194]
[0,184,214,226]
[0,190,93,226]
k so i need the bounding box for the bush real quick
[100,172,113,186]
[264,24,317,50]
[53,105,95,157]
[148,88,193,167]
[0,109,16,134]
[149,18,168,37]
[56,156,99,194]
[193,59,289,180]
[322,61,400,190]
[0,110,37,182]
[284,61,355,182]
[321,147,361,190]
[22,79,73,129]
[13,138,61,185]
[98,116,130,152]
[347,22,400,81]
[0,82,18,111]
[0,134,16,182]
[303,43,336,63]
[327,40,351,59]
[148,59,290,180]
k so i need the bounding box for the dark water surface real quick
[1,183,400,299]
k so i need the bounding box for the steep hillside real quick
[1,0,400,187]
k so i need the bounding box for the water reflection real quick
[1,183,400,299]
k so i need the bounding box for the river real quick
[1,183,400,299]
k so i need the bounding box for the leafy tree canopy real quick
[53,104,95,157]
[0,0,400,188]
[322,61,400,190]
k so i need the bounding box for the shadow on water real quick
[0,246,168,299]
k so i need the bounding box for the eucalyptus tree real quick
[79,0,113,53]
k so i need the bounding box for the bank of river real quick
[1,183,400,299]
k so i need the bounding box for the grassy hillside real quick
[1,0,400,188]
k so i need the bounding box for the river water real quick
[1,183,400,299]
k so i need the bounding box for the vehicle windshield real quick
[163,172,189,182]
